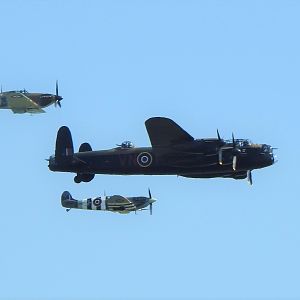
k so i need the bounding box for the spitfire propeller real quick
[54,80,63,108]
[148,188,157,215]
[148,188,153,215]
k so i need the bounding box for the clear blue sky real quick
[0,0,299,299]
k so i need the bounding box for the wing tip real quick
[145,116,172,125]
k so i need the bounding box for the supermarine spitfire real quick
[48,117,275,185]
[0,81,62,114]
[61,189,156,215]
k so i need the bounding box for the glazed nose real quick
[264,144,278,164]
[270,146,278,164]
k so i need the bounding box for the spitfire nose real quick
[56,95,63,101]
[149,198,156,204]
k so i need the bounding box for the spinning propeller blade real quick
[231,132,241,170]
[217,129,221,141]
[148,188,154,215]
[233,155,237,171]
[56,80,59,96]
[247,170,253,185]
[217,130,225,165]
[54,80,63,108]
[218,132,242,170]
[218,149,223,165]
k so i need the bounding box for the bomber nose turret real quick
[261,144,276,166]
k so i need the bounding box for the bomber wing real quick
[145,117,194,147]
[7,92,45,113]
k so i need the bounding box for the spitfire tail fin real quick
[61,191,77,208]
[55,126,74,162]
[61,191,73,201]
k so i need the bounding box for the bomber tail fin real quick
[55,126,74,162]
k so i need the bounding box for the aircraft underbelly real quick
[85,162,245,175]
[70,153,229,173]
[53,149,264,177]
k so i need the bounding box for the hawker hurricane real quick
[0,81,62,114]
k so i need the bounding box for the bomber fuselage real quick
[48,120,275,184]
[49,139,274,178]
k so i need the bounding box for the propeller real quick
[232,155,237,171]
[231,133,241,171]
[247,170,253,185]
[148,188,154,215]
[217,130,226,165]
[54,80,63,108]
[217,129,221,141]
[218,132,241,169]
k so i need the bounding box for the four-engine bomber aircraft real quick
[48,117,275,184]
[0,81,63,114]
[61,189,156,215]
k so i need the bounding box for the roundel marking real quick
[137,152,153,167]
[93,198,101,207]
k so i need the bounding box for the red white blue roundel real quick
[93,198,101,206]
[137,152,153,167]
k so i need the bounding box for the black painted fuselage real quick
[48,122,275,184]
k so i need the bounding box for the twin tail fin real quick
[55,126,74,161]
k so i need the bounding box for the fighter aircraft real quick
[0,81,62,114]
[61,189,156,215]
[48,117,276,184]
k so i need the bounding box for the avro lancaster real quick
[0,81,62,114]
[48,117,275,184]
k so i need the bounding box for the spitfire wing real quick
[8,93,45,113]
[145,117,194,147]
[106,195,136,210]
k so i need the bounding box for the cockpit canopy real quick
[225,139,252,147]
[7,89,28,94]
[120,141,134,149]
